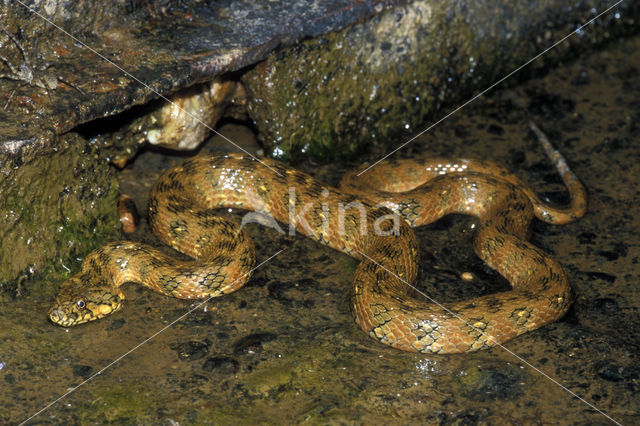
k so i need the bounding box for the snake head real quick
[49,276,125,327]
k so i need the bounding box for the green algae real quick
[455,361,528,402]
[79,385,157,424]
[0,132,119,297]
[242,362,298,397]
[242,0,638,163]
[180,341,371,424]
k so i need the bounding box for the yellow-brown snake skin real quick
[50,126,586,353]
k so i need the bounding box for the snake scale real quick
[50,125,586,354]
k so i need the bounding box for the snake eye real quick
[76,300,86,309]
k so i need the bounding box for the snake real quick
[49,123,586,354]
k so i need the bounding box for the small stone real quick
[202,357,239,375]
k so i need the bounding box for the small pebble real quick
[461,272,474,281]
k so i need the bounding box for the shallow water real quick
[2,35,639,424]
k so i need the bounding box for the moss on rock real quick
[0,131,119,297]
[242,0,638,162]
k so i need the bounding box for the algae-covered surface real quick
[0,132,120,296]
[242,0,639,162]
[2,34,640,424]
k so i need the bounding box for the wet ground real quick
[2,34,639,425]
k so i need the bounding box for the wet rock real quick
[240,363,297,397]
[597,241,629,261]
[72,364,94,378]
[202,357,239,375]
[571,70,591,86]
[233,333,277,355]
[267,278,317,307]
[590,297,621,314]
[596,361,639,383]
[106,318,126,331]
[1,1,397,137]
[76,385,157,423]
[451,408,489,425]
[172,340,211,361]
[584,271,616,284]
[3,373,15,384]
[0,131,119,293]
[182,309,217,327]
[181,374,210,389]
[527,92,577,120]
[456,362,526,402]
[577,231,597,245]
[486,124,505,136]
[242,0,640,162]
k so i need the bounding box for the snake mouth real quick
[49,298,123,327]
[49,308,75,327]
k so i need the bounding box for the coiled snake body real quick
[50,126,586,354]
